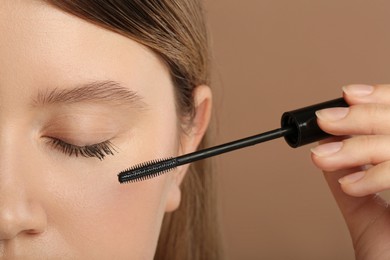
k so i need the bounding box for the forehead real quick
[0,0,170,102]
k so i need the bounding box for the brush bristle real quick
[118,157,178,183]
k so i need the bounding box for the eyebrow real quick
[33,80,145,108]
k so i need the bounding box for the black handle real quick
[281,98,348,148]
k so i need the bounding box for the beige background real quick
[204,1,390,259]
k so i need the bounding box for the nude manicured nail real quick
[311,142,343,157]
[342,84,374,97]
[338,171,365,184]
[315,107,349,121]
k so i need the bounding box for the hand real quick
[311,84,390,260]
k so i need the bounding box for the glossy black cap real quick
[281,98,348,148]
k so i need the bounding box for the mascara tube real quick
[281,98,348,148]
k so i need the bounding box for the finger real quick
[313,137,389,249]
[316,103,390,136]
[317,84,390,136]
[343,84,390,106]
[323,167,389,249]
[311,135,390,172]
[339,161,390,197]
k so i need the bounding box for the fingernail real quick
[311,142,343,157]
[316,107,349,121]
[342,84,374,97]
[338,171,365,184]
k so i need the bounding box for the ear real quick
[164,85,212,212]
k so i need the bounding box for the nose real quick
[0,174,47,240]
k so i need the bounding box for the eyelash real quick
[47,138,117,160]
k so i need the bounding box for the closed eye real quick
[46,138,117,160]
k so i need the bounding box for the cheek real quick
[39,159,173,258]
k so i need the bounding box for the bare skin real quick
[312,84,390,260]
[0,1,211,258]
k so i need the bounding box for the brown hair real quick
[42,1,223,259]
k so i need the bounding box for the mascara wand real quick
[118,98,348,183]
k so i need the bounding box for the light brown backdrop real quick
[204,1,390,259]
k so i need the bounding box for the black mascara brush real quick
[118,98,348,184]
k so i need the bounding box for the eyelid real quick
[43,131,117,147]
[41,114,120,145]
[45,137,117,160]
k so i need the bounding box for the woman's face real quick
[0,1,191,258]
